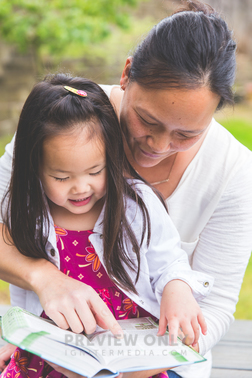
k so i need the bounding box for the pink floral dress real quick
[1,227,168,378]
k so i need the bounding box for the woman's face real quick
[120,65,220,168]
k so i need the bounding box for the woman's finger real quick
[90,296,124,337]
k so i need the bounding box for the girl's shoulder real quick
[125,179,166,215]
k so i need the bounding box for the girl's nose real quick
[72,179,90,194]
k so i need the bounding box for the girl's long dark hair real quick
[2,73,166,294]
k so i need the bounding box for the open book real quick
[0,307,206,378]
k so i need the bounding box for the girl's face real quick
[41,125,106,218]
[120,63,220,168]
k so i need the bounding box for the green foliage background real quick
[0,0,143,72]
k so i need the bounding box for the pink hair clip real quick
[64,85,87,97]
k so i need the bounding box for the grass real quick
[0,134,13,157]
[234,257,252,319]
[0,104,252,318]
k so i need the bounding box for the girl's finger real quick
[191,318,200,345]
[166,318,179,345]
[198,311,207,336]
[157,315,168,336]
[180,320,194,346]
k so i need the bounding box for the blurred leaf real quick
[0,0,143,70]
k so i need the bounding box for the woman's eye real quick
[137,113,157,126]
[177,133,195,139]
[142,118,155,126]
[54,177,69,182]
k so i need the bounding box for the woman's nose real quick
[146,134,171,153]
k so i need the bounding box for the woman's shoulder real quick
[206,118,252,165]
[99,84,117,97]
[193,118,252,183]
[99,84,122,117]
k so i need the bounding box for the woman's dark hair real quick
[2,73,166,293]
[129,0,236,110]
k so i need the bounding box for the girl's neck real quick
[48,198,105,231]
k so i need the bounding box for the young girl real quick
[0,74,212,378]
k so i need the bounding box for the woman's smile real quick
[138,146,172,159]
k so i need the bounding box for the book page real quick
[1,308,206,377]
[76,317,205,370]
[1,307,114,377]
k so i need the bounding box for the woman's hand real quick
[158,279,207,347]
[32,262,123,337]
[0,343,16,371]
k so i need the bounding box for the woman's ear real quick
[120,57,133,90]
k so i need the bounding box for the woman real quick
[0,1,252,378]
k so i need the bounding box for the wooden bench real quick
[0,305,251,377]
[211,319,252,377]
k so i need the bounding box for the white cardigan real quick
[101,85,252,378]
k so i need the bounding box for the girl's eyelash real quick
[54,177,69,182]
[89,167,105,176]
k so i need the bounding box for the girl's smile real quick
[69,195,92,207]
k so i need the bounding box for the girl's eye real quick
[90,167,105,176]
[54,177,69,182]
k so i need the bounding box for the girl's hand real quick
[157,279,207,347]
[0,343,16,371]
[32,264,123,337]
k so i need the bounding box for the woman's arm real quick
[0,225,123,335]
[193,159,252,355]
